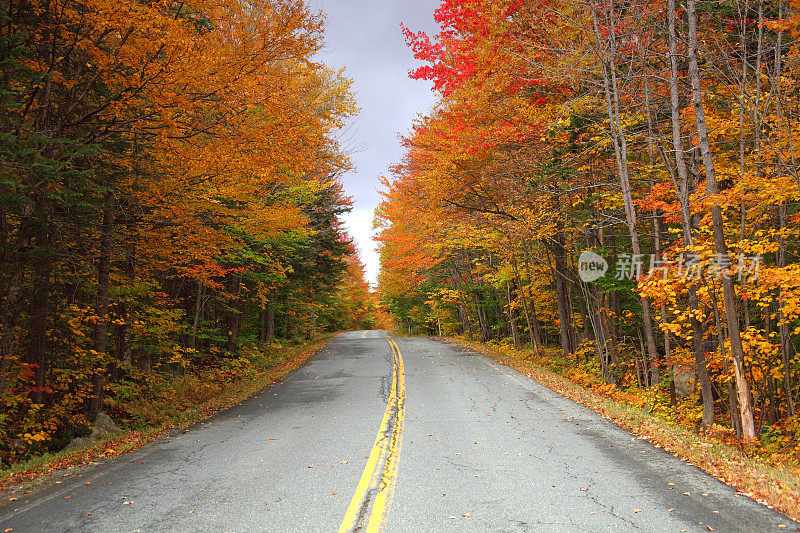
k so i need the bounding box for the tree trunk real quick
[493,290,504,343]
[552,238,573,358]
[259,309,266,343]
[708,280,744,436]
[24,225,52,405]
[592,3,660,384]
[0,206,29,399]
[687,0,755,439]
[690,290,716,426]
[190,281,204,350]
[266,301,275,343]
[506,280,521,350]
[474,292,489,342]
[669,0,714,427]
[89,191,115,420]
[225,275,241,354]
[454,268,471,335]
[512,258,539,353]
[521,245,545,352]
[778,202,796,416]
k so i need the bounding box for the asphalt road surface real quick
[0,331,793,532]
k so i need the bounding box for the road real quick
[0,331,792,532]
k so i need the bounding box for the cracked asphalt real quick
[0,331,792,532]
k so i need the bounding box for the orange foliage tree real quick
[379,0,800,446]
[0,0,378,464]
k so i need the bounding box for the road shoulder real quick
[441,336,800,523]
[0,334,335,500]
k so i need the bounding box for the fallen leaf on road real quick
[683,492,690,496]
[448,516,456,519]
[5,528,13,532]
[8,498,17,501]
[634,509,641,513]
[123,501,133,505]
[189,510,195,514]
[668,508,675,512]
[706,527,715,531]
[462,513,470,517]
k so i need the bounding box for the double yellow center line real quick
[339,337,405,532]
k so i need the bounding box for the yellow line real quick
[338,378,396,531]
[339,338,405,533]
[366,339,405,531]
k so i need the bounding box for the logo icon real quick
[578,250,608,282]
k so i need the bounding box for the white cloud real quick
[341,208,379,289]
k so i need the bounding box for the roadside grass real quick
[0,334,334,492]
[444,336,800,522]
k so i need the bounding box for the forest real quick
[378,0,800,448]
[0,0,381,467]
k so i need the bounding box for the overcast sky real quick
[311,0,440,288]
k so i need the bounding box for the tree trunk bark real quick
[521,245,545,352]
[690,294,716,426]
[454,268,471,335]
[190,281,204,350]
[592,3,660,384]
[266,301,275,343]
[259,309,266,343]
[473,292,489,342]
[24,224,52,405]
[89,191,115,420]
[687,0,756,439]
[118,222,135,366]
[225,275,241,354]
[552,238,573,358]
[506,280,521,350]
[669,0,714,427]
[512,258,539,352]
[778,202,795,415]
[0,206,29,399]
